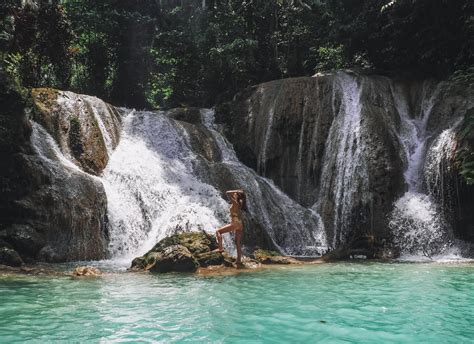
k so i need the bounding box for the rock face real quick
[215,71,474,251]
[31,88,121,175]
[148,245,199,273]
[131,232,223,272]
[424,109,474,246]
[0,77,118,262]
[0,246,24,267]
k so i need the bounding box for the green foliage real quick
[1,0,472,108]
[314,45,345,72]
[1,2,73,88]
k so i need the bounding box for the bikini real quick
[230,206,243,229]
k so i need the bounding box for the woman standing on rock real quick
[216,189,246,265]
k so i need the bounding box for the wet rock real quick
[73,266,101,276]
[131,232,221,272]
[0,78,110,263]
[196,251,224,267]
[31,88,121,175]
[166,107,202,125]
[215,71,474,249]
[148,245,199,273]
[253,249,300,264]
[149,231,219,256]
[0,246,24,267]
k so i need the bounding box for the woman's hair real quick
[237,192,247,211]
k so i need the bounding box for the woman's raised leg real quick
[215,223,235,251]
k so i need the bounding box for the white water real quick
[389,83,457,258]
[203,109,327,255]
[258,82,284,176]
[316,73,368,247]
[30,122,100,181]
[424,124,460,206]
[101,108,327,262]
[102,111,229,261]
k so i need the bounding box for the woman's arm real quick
[226,189,244,195]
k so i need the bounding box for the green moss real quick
[150,231,218,255]
[253,249,281,258]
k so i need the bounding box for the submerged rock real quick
[73,266,102,276]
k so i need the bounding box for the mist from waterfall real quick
[389,83,457,258]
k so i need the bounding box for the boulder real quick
[148,245,199,273]
[131,232,222,272]
[0,246,24,267]
[149,231,219,256]
[31,88,121,175]
[73,266,102,276]
[196,251,225,267]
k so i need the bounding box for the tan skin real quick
[215,189,244,265]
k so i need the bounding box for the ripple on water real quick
[0,262,473,343]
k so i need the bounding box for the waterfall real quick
[424,124,461,208]
[315,73,368,247]
[200,108,327,256]
[257,81,284,176]
[389,83,456,257]
[102,109,327,261]
[102,111,229,260]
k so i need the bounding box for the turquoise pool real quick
[0,262,473,343]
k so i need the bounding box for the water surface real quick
[1,262,473,343]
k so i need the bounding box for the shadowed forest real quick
[1,0,472,109]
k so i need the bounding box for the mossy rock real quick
[148,245,199,273]
[195,251,225,267]
[253,249,298,264]
[131,231,220,272]
[150,231,218,255]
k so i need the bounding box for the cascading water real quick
[201,109,327,256]
[315,73,368,247]
[389,83,455,257]
[102,111,230,261]
[424,123,461,207]
[102,108,327,262]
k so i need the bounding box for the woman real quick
[216,189,246,265]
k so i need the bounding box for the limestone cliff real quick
[215,71,474,251]
[0,78,119,263]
